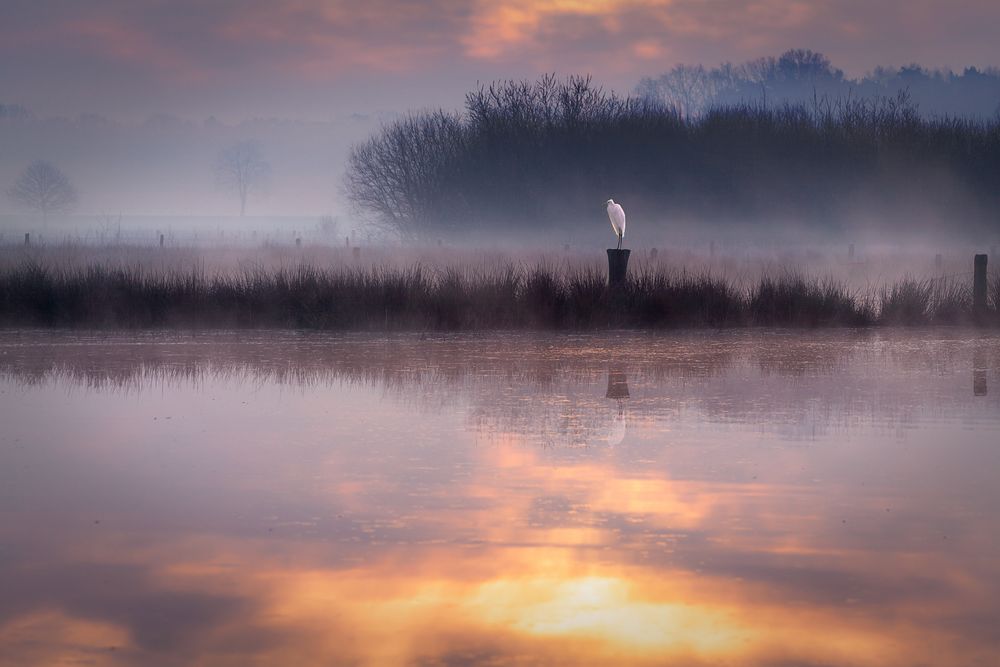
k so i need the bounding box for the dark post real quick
[159,234,165,247]
[607,249,630,287]
[295,237,302,248]
[973,254,988,320]
[24,232,29,246]
[345,235,350,248]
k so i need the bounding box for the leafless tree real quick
[7,160,77,222]
[215,141,269,216]
[639,65,717,118]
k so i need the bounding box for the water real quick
[0,330,998,666]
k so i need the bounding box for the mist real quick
[3,50,1000,250]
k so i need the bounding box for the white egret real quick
[606,199,626,249]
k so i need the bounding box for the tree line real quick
[636,49,1000,119]
[346,73,1000,239]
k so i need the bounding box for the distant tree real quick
[0,103,32,120]
[7,160,77,223]
[637,64,716,117]
[215,141,269,216]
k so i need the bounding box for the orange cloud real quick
[58,18,211,84]
[463,0,669,59]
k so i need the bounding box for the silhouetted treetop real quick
[346,74,1000,240]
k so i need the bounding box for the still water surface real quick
[1,330,998,666]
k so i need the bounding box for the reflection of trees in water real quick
[1,331,998,442]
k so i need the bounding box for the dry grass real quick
[2,259,994,330]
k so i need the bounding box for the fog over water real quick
[1,330,998,665]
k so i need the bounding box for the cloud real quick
[0,0,999,118]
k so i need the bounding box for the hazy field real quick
[1,237,996,329]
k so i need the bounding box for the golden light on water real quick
[0,332,998,665]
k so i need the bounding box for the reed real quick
[2,261,993,329]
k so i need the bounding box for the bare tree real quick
[8,160,78,223]
[636,65,717,118]
[215,141,269,216]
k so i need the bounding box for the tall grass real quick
[1,261,994,329]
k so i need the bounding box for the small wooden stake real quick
[607,249,630,286]
[973,254,988,320]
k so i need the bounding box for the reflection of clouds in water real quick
[1,331,1000,665]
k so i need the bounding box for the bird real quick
[606,199,626,250]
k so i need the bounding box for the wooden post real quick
[159,234,165,247]
[607,249,630,286]
[24,232,30,246]
[973,254,988,320]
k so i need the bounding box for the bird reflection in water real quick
[605,369,629,446]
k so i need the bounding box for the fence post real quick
[159,234,165,247]
[607,249,630,287]
[24,232,30,246]
[973,254,988,320]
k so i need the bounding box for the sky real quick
[3,0,1000,121]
